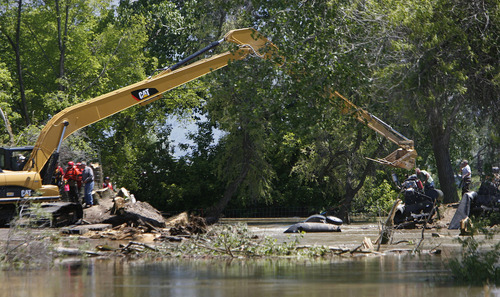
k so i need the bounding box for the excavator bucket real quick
[367,148,417,171]
[224,28,281,62]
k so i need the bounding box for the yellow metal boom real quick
[1,28,278,200]
[27,28,278,174]
[331,91,417,170]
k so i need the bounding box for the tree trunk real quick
[432,139,458,203]
[56,0,69,91]
[0,107,15,145]
[428,106,459,203]
[337,133,385,223]
[10,0,30,125]
[205,163,250,224]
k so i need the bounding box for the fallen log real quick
[376,199,401,250]
[54,247,106,257]
[120,241,159,253]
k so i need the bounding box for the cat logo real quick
[21,190,32,197]
[131,88,159,101]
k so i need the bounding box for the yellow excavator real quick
[0,28,279,226]
[330,92,442,225]
[330,91,417,170]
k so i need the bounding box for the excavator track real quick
[0,201,82,227]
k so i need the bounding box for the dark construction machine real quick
[331,91,442,225]
[392,174,443,225]
[448,169,500,229]
[0,28,279,227]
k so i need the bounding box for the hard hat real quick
[68,161,74,166]
[76,162,81,166]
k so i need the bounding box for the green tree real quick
[244,0,397,220]
[0,0,30,126]
[348,0,500,203]
[203,58,279,222]
[0,62,15,144]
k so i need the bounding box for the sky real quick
[167,115,225,158]
[168,115,196,157]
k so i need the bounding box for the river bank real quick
[0,216,482,262]
[1,201,499,268]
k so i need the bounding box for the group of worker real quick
[53,161,113,208]
[415,160,476,198]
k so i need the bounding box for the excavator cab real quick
[0,147,33,171]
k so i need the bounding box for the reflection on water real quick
[0,256,496,297]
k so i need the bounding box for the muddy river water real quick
[1,219,498,297]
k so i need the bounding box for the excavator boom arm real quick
[331,91,417,170]
[25,28,279,173]
[331,91,414,150]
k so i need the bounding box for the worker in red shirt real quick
[64,161,81,203]
[103,176,113,190]
[75,162,83,192]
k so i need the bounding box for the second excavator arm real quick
[331,91,417,170]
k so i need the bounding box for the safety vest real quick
[64,166,81,182]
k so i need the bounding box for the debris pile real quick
[168,214,207,236]
[83,187,166,228]
[64,187,207,245]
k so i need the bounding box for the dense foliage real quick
[0,0,498,220]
